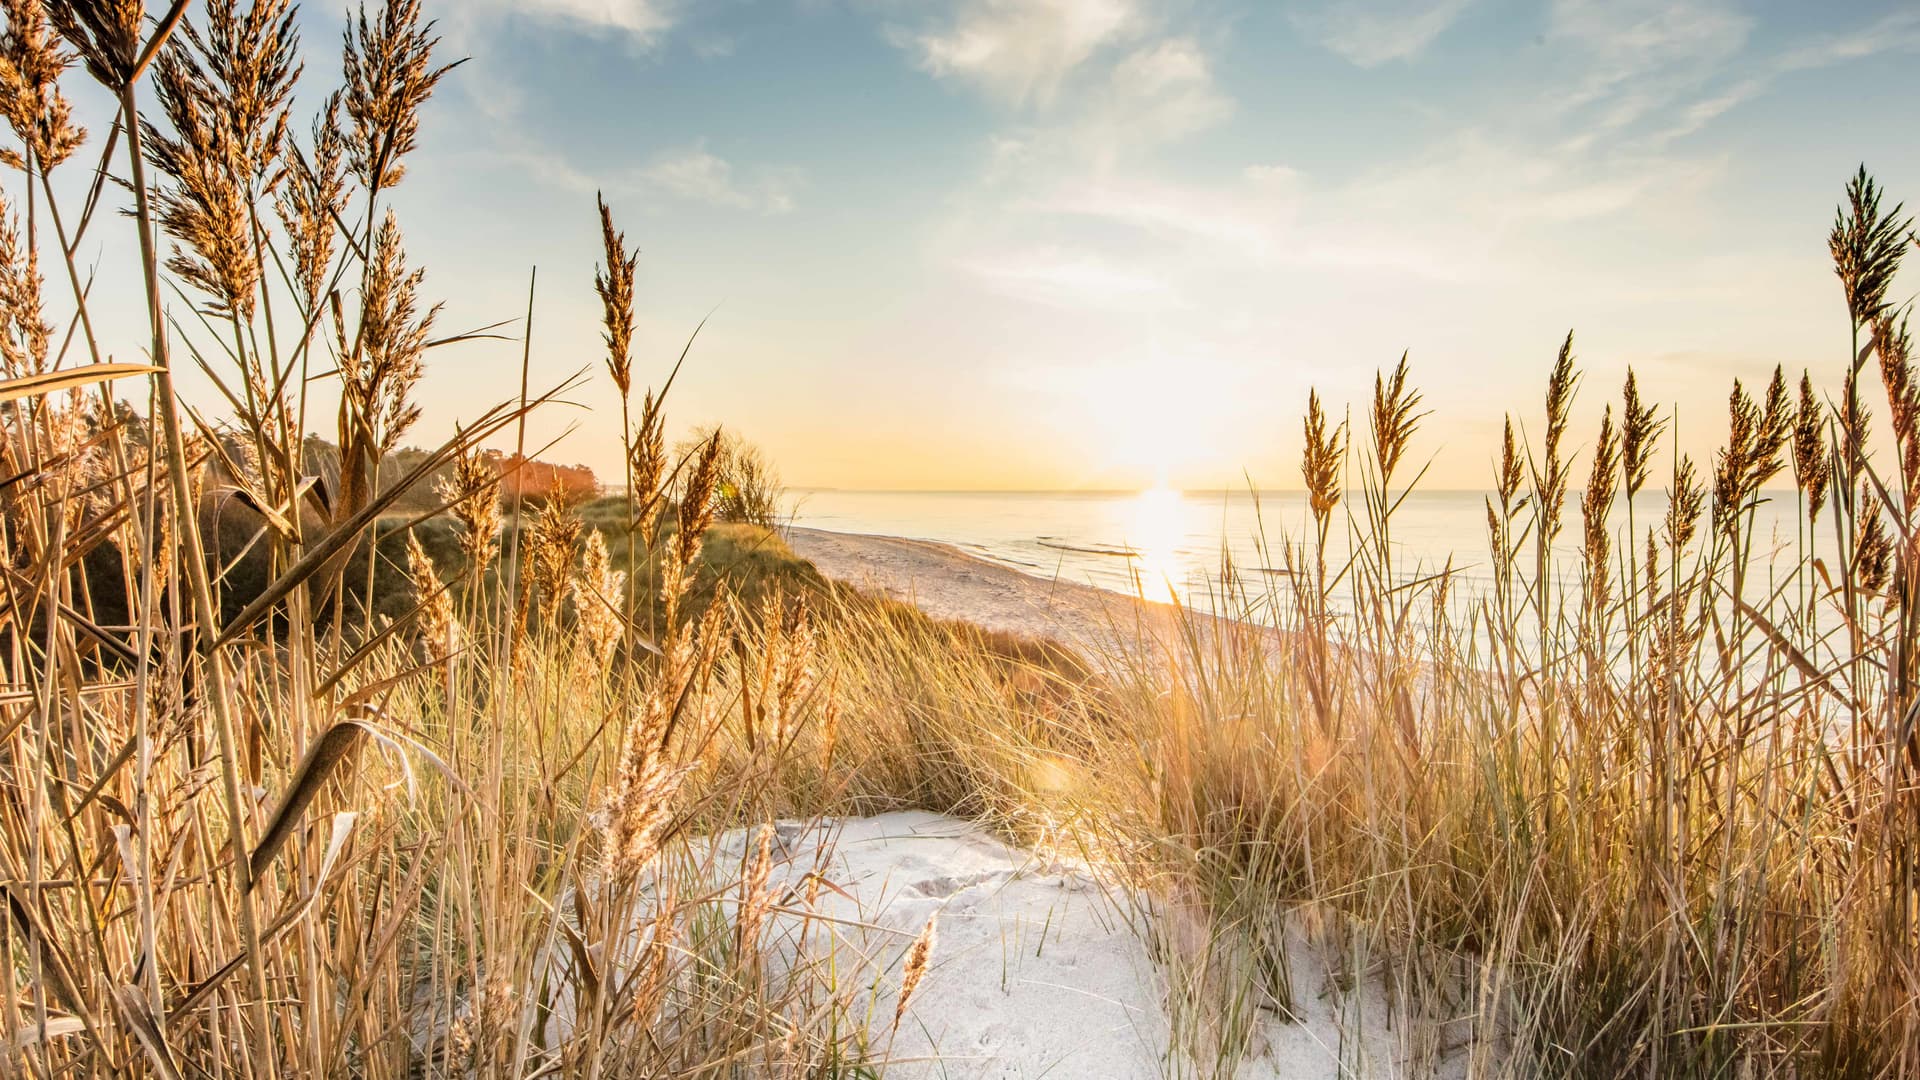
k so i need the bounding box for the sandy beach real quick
[785,525,1225,661]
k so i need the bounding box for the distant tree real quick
[498,452,599,503]
[675,426,783,528]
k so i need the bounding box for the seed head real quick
[44,0,143,90]
[1794,370,1831,524]
[405,530,458,657]
[1369,352,1423,487]
[1538,331,1580,542]
[675,432,722,570]
[341,0,454,191]
[1830,165,1910,327]
[0,190,49,378]
[1581,404,1618,616]
[573,529,626,670]
[1301,389,1344,522]
[892,912,937,1034]
[275,93,346,312]
[435,438,502,570]
[1621,369,1664,500]
[595,194,639,398]
[1496,415,1522,513]
[0,0,86,171]
[1665,454,1703,554]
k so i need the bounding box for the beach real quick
[785,525,1220,661]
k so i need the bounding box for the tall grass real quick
[3,1,1920,1077]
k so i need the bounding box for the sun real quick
[1120,483,1190,594]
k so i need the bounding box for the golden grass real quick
[3,1,1920,1077]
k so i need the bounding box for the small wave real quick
[1036,539,1142,558]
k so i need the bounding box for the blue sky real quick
[59,0,1920,490]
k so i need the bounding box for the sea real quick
[789,487,1828,618]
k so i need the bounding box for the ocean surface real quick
[790,487,1826,616]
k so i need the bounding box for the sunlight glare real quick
[1122,484,1190,595]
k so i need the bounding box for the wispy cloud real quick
[439,0,683,60]
[641,143,803,214]
[959,246,1175,308]
[895,0,1143,107]
[1289,0,1475,67]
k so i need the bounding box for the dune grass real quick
[2,1,1920,1076]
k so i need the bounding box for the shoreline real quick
[783,525,1253,661]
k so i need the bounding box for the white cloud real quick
[960,247,1174,308]
[1776,9,1920,71]
[1289,0,1474,67]
[438,0,681,57]
[641,143,802,214]
[510,0,678,44]
[899,0,1141,106]
[1542,0,1751,130]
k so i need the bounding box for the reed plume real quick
[1581,404,1618,626]
[1713,368,1792,540]
[405,529,457,655]
[0,0,85,170]
[1621,369,1664,500]
[145,46,262,317]
[596,192,639,398]
[1874,313,1920,511]
[756,592,816,749]
[1795,370,1832,524]
[1855,488,1892,593]
[275,93,345,311]
[573,528,625,668]
[631,390,667,541]
[676,431,722,571]
[893,912,937,1035]
[1370,352,1423,488]
[1538,331,1579,544]
[632,883,679,1027]
[341,0,452,192]
[1665,454,1704,557]
[0,189,48,377]
[175,0,298,182]
[1831,164,1910,328]
[337,209,437,516]
[1301,389,1343,522]
[735,825,775,957]
[436,438,502,570]
[1496,416,1522,513]
[605,598,730,876]
[527,484,583,628]
[43,0,142,89]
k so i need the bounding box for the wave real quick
[1036,537,1143,559]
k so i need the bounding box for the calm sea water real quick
[790,488,1825,614]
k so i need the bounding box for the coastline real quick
[783,525,1254,661]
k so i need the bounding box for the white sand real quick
[756,533,1464,1077]
[709,813,1430,1078]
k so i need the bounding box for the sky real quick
[47,0,1920,491]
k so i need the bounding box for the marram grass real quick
[1,0,1919,1077]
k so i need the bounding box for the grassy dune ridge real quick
[1,0,1919,1075]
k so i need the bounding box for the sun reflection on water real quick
[1121,485,1190,595]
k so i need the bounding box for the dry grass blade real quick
[0,359,155,402]
[2,887,96,1042]
[248,720,367,889]
[108,984,186,1080]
